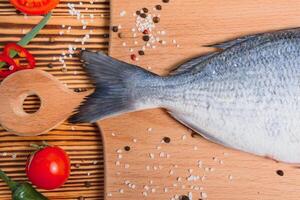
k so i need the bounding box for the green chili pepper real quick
[0,169,48,200]
[0,12,52,68]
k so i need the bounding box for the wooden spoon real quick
[0,69,92,136]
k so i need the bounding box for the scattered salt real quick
[120,10,126,17]
[124,164,130,169]
[149,153,155,159]
[201,192,208,199]
[117,149,122,153]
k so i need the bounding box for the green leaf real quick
[0,12,52,68]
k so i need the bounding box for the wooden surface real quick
[99,0,300,200]
[0,0,109,199]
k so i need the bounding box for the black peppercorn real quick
[112,26,118,32]
[143,35,150,41]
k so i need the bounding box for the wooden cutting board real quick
[98,1,300,199]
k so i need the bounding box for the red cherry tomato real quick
[26,146,71,190]
[10,0,60,15]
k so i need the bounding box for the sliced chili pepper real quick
[3,43,35,69]
[0,13,52,68]
[0,44,36,79]
[0,54,19,79]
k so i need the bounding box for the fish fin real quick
[69,51,153,123]
[204,35,258,50]
[168,111,230,147]
[170,52,218,75]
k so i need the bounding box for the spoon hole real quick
[22,94,41,114]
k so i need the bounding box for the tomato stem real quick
[30,141,49,150]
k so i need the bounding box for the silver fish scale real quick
[155,31,300,163]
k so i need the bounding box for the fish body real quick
[71,28,300,163]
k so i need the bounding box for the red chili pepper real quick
[4,43,35,69]
[0,54,18,79]
[0,43,35,79]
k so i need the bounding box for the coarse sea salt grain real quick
[136,14,155,32]
[228,175,233,181]
[133,138,138,143]
[159,152,165,157]
[120,10,126,17]
[124,164,130,169]
[119,189,124,193]
[197,160,203,168]
[188,192,193,200]
[224,152,229,156]
[117,149,122,153]
[144,185,149,190]
[164,187,168,192]
[201,192,208,199]
[149,153,155,159]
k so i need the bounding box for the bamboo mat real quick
[0,0,109,199]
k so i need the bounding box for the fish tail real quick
[69,51,158,123]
